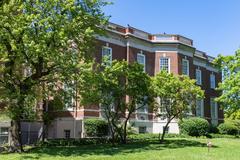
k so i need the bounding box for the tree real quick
[81,61,153,144]
[0,0,108,152]
[214,50,240,113]
[152,71,204,143]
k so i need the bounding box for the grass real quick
[1,138,240,160]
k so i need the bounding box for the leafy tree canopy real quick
[152,71,204,142]
[214,50,240,112]
[0,0,108,152]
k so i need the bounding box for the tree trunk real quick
[122,119,128,144]
[10,120,24,152]
[160,120,171,144]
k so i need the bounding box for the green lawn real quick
[1,138,240,160]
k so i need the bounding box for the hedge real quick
[84,118,109,137]
[218,122,239,135]
[38,138,110,147]
[179,117,209,137]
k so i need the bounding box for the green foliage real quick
[84,118,109,137]
[208,133,239,139]
[152,71,204,141]
[128,133,191,143]
[209,124,219,134]
[80,61,153,144]
[2,138,240,160]
[218,122,239,135]
[0,0,108,120]
[0,0,108,151]
[38,138,111,147]
[214,50,240,112]
[225,109,240,120]
[0,110,10,121]
[179,117,209,137]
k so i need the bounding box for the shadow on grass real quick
[14,138,217,159]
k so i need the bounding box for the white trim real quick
[210,98,218,125]
[137,53,146,72]
[159,57,171,73]
[210,73,216,89]
[193,59,219,72]
[196,99,204,117]
[102,46,112,66]
[96,34,126,47]
[182,59,189,76]
[195,68,202,85]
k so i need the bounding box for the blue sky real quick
[103,0,240,57]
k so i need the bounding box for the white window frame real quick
[102,46,112,66]
[159,57,170,73]
[63,82,75,111]
[210,74,216,89]
[0,127,9,145]
[182,59,189,76]
[137,53,146,72]
[210,98,218,125]
[139,126,147,134]
[195,69,202,85]
[196,99,204,117]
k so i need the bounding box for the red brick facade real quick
[53,22,223,126]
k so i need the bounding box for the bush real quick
[218,122,238,135]
[128,133,191,143]
[179,117,209,137]
[209,125,219,134]
[84,118,109,137]
[208,133,239,139]
[38,138,110,147]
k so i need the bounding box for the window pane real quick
[139,126,147,133]
[64,130,71,139]
[160,57,170,73]
[182,59,189,75]
[0,128,9,135]
[102,47,112,66]
[137,54,145,71]
[196,99,203,117]
[210,98,217,119]
[210,74,215,89]
[196,69,202,85]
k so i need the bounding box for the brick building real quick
[47,23,223,139]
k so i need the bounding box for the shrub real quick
[38,138,111,147]
[128,133,191,143]
[218,122,238,135]
[84,118,109,137]
[209,125,219,134]
[208,133,239,139]
[179,117,209,137]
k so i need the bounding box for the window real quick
[210,74,216,89]
[137,104,148,113]
[196,99,204,117]
[182,59,189,75]
[139,126,147,134]
[0,127,9,144]
[102,46,112,66]
[137,53,146,72]
[63,83,75,111]
[195,69,202,85]
[160,57,170,73]
[64,130,71,139]
[163,126,169,134]
[210,98,218,125]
